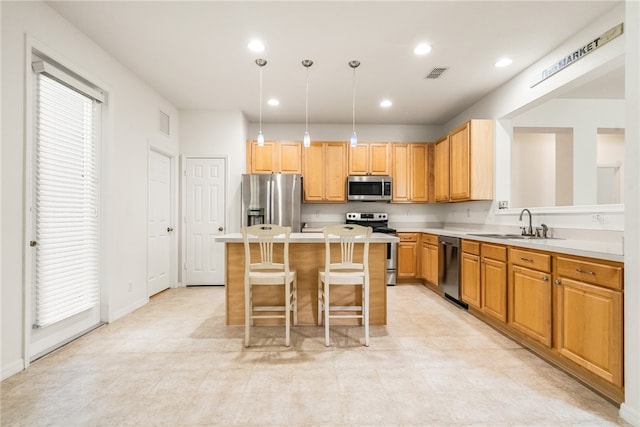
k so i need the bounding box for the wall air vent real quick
[158,110,170,135]
[425,67,449,79]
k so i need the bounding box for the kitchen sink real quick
[467,233,562,240]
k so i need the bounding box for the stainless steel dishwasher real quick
[438,235,467,308]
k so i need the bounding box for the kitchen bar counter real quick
[215,232,398,326]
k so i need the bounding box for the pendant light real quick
[349,60,360,147]
[255,58,267,146]
[302,59,313,147]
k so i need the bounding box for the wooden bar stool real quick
[317,224,372,347]
[242,224,298,347]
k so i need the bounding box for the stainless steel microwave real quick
[347,176,392,201]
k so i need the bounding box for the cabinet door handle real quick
[576,268,595,275]
[541,276,549,282]
[554,279,561,285]
[520,257,534,263]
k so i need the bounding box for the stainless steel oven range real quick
[345,212,397,285]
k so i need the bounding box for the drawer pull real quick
[576,268,595,275]
[520,257,534,263]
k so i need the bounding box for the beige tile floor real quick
[0,284,630,426]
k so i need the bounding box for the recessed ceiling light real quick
[495,58,513,68]
[380,99,392,108]
[267,98,279,106]
[248,39,265,52]
[413,43,432,56]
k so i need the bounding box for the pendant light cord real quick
[259,65,263,133]
[305,66,309,132]
[352,66,356,133]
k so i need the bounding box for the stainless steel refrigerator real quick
[241,174,302,232]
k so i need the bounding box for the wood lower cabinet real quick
[461,240,481,308]
[420,234,438,285]
[481,244,507,322]
[461,241,507,321]
[555,255,623,387]
[397,233,419,278]
[302,141,348,202]
[349,142,390,175]
[509,248,552,348]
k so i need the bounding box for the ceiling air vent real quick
[425,67,448,79]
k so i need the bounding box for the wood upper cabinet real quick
[391,143,431,203]
[246,140,302,174]
[397,233,419,278]
[481,244,507,323]
[349,143,390,175]
[302,141,348,202]
[509,248,552,347]
[420,234,438,285]
[279,142,303,173]
[434,136,450,202]
[555,255,623,387]
[434,119,493,202]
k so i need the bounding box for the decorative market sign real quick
[530,23,623,87]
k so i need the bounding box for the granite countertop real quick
[394,226,624,262]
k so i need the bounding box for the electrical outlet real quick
[592,214,605,223]
[498,200,509,209]
[466,208,470,218]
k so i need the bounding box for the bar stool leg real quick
[285,281,291,347]
[293,276,298,326]
[324,281,330,347]
[364,283,370,347]
[244,283,251,347]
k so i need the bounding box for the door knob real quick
[218,227,224,232]
[167,227,174,233]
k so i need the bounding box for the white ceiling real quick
[47,0,623,126]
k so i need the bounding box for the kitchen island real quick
[215,232,399,325]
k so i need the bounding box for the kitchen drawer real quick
[557,256,623,290]
[509,247,551,273]
[481,243,507,262]
[422,233,438,245]
[398,233,419,242]
[462,240,480,255]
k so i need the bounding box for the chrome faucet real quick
[519,208,534,236]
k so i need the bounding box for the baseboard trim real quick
[109,297,149,322]
[1,358,25,381]
[620,403,640,426]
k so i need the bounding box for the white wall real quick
[511,133,556,208]
[1,1,179,379]
[248,123,443,143]
[622,1,640,424]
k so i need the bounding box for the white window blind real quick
[33,67,100,328]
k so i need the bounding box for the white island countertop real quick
[215,232,399,244]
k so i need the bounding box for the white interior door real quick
[148,149,173,296]
[185,157,226,286]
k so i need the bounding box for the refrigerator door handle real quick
[267,177,274,225]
